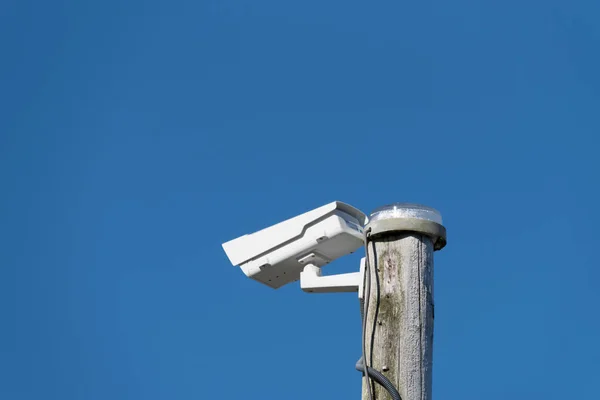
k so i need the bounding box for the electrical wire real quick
[355,359,402,400]
[370,240,381,370]
[361,228,373,400]
[359,231,401,400]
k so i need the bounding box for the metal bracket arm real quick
[300,258,365,295]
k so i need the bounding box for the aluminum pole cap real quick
[365,203,447,250]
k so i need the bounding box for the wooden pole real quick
[362,232,435,400]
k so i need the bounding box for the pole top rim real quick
[369,203,443,225]
[366,203,447,250]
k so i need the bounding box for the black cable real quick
[358,235,402,400]
[370,240,381,370]
[361,229,373,400]
[356,358,402,400]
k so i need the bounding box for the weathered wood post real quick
[361,204,447,400]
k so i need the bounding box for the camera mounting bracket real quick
[300,257,365,298]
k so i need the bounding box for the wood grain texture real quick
[362,233,434,400]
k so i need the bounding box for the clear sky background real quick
[1,1,599,399]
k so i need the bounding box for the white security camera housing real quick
[222,201,368,289]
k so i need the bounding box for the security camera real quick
[222,201,368,289]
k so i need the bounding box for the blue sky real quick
[1,0,599,399]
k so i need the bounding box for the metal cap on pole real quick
[366,203,446,250]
